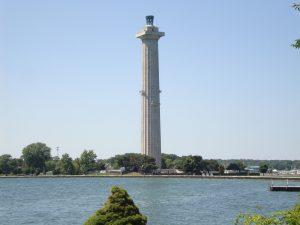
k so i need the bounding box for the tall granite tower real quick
[136,16,164,168]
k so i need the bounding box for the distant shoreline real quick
[1,175,300,181]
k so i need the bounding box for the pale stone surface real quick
[136,17,164,168]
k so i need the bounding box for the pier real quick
[270,185,300,192]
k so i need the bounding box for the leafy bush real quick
[84,186,147,225]
[235,203,300,225]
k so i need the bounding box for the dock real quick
[270,185,300,192]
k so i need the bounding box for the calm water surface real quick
[0,178,299,225]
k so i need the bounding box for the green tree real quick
[9,158,23,175]
[235,203,300,225]
[193,155,204,174]
[0,154,14,175]
[292,3,300,48]
[161,154,179,169]
[22,143,51,174]
[173,157,185,170]
[80,150,97,174]
[140,156,158,174]
[202,159,220,173]
[59,154,75,175]
[0,155,23,175]
[109,153,157,174]
[237,161,246,171]
[84,186,147,225]
[181,156,194,174]
[181,155,203,175]
[259,164,269,174]
[227,162,245,173]
[109,153,141,172]
[95,159,106,171]
[227,163,240,171]
[73,158,82,175]
[219,164,225,175]
[45,156,60,174]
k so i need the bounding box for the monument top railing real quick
[146,15,154,26]
[136,15,165,40]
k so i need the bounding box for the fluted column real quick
[136,16,164,168]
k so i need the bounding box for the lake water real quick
[0,178,299,225]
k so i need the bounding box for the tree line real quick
[0,142,295,176]
[0,142,158,175]
[161,154,223,174]
[160,154,272,174]
[0,143,105,175]
[218,159,300,171]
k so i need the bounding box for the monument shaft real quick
[136,16,164,168]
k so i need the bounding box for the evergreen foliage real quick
[84,186,147,225]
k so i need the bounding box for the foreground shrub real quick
[235,203,300,225]
[84,186,147,225]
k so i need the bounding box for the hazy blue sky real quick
[0,0,299,159]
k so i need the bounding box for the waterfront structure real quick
[136,16,164,168]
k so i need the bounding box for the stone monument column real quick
[136,16,164,168]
